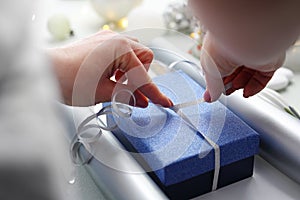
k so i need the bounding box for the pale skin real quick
[188,0,300,102]
[47,30,173,108]
[48,1,300,106]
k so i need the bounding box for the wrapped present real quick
[106,71,259,199]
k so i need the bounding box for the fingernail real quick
[243,93,250,98]
[203,91,211,102]
[158,97,173,108]
[136,100,148,108]
[168,98,174,107]
[135,97,149,108]
[243,89,252,98]
[226,88,235,96]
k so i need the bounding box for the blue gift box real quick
[107,71,260,199]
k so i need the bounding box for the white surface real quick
[66,155,300,200]
[279,73,300,111]
[37,0,300,199]
[196,156,300,200]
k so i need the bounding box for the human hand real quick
[48,30,173,107]
[200,32,285,102]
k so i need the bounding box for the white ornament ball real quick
[47,14,72,40]
[89,0,141,22]
[267,67,294,90]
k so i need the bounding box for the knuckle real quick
[114,36,130,45]
[99,29,115,35]
[130,36,139,42]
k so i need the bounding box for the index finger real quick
[120,51,173,107]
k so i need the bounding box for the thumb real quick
[200,42,225,102]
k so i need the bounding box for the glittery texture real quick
[108,71,259,186]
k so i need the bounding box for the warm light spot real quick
[118,18,128,29]
[102,24,110,30]
[190,32,196,38]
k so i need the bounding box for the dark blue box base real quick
[160,156,254,200]
[110,126,255,200]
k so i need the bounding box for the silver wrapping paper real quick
[149,39,300,183]
[224,92,300,183]
[62,105,168,200]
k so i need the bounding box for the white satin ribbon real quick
[170,99,220,191]
[171,98,205,112]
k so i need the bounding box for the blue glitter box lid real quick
[108,71,260,186]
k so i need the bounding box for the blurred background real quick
[34,0,300,111]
